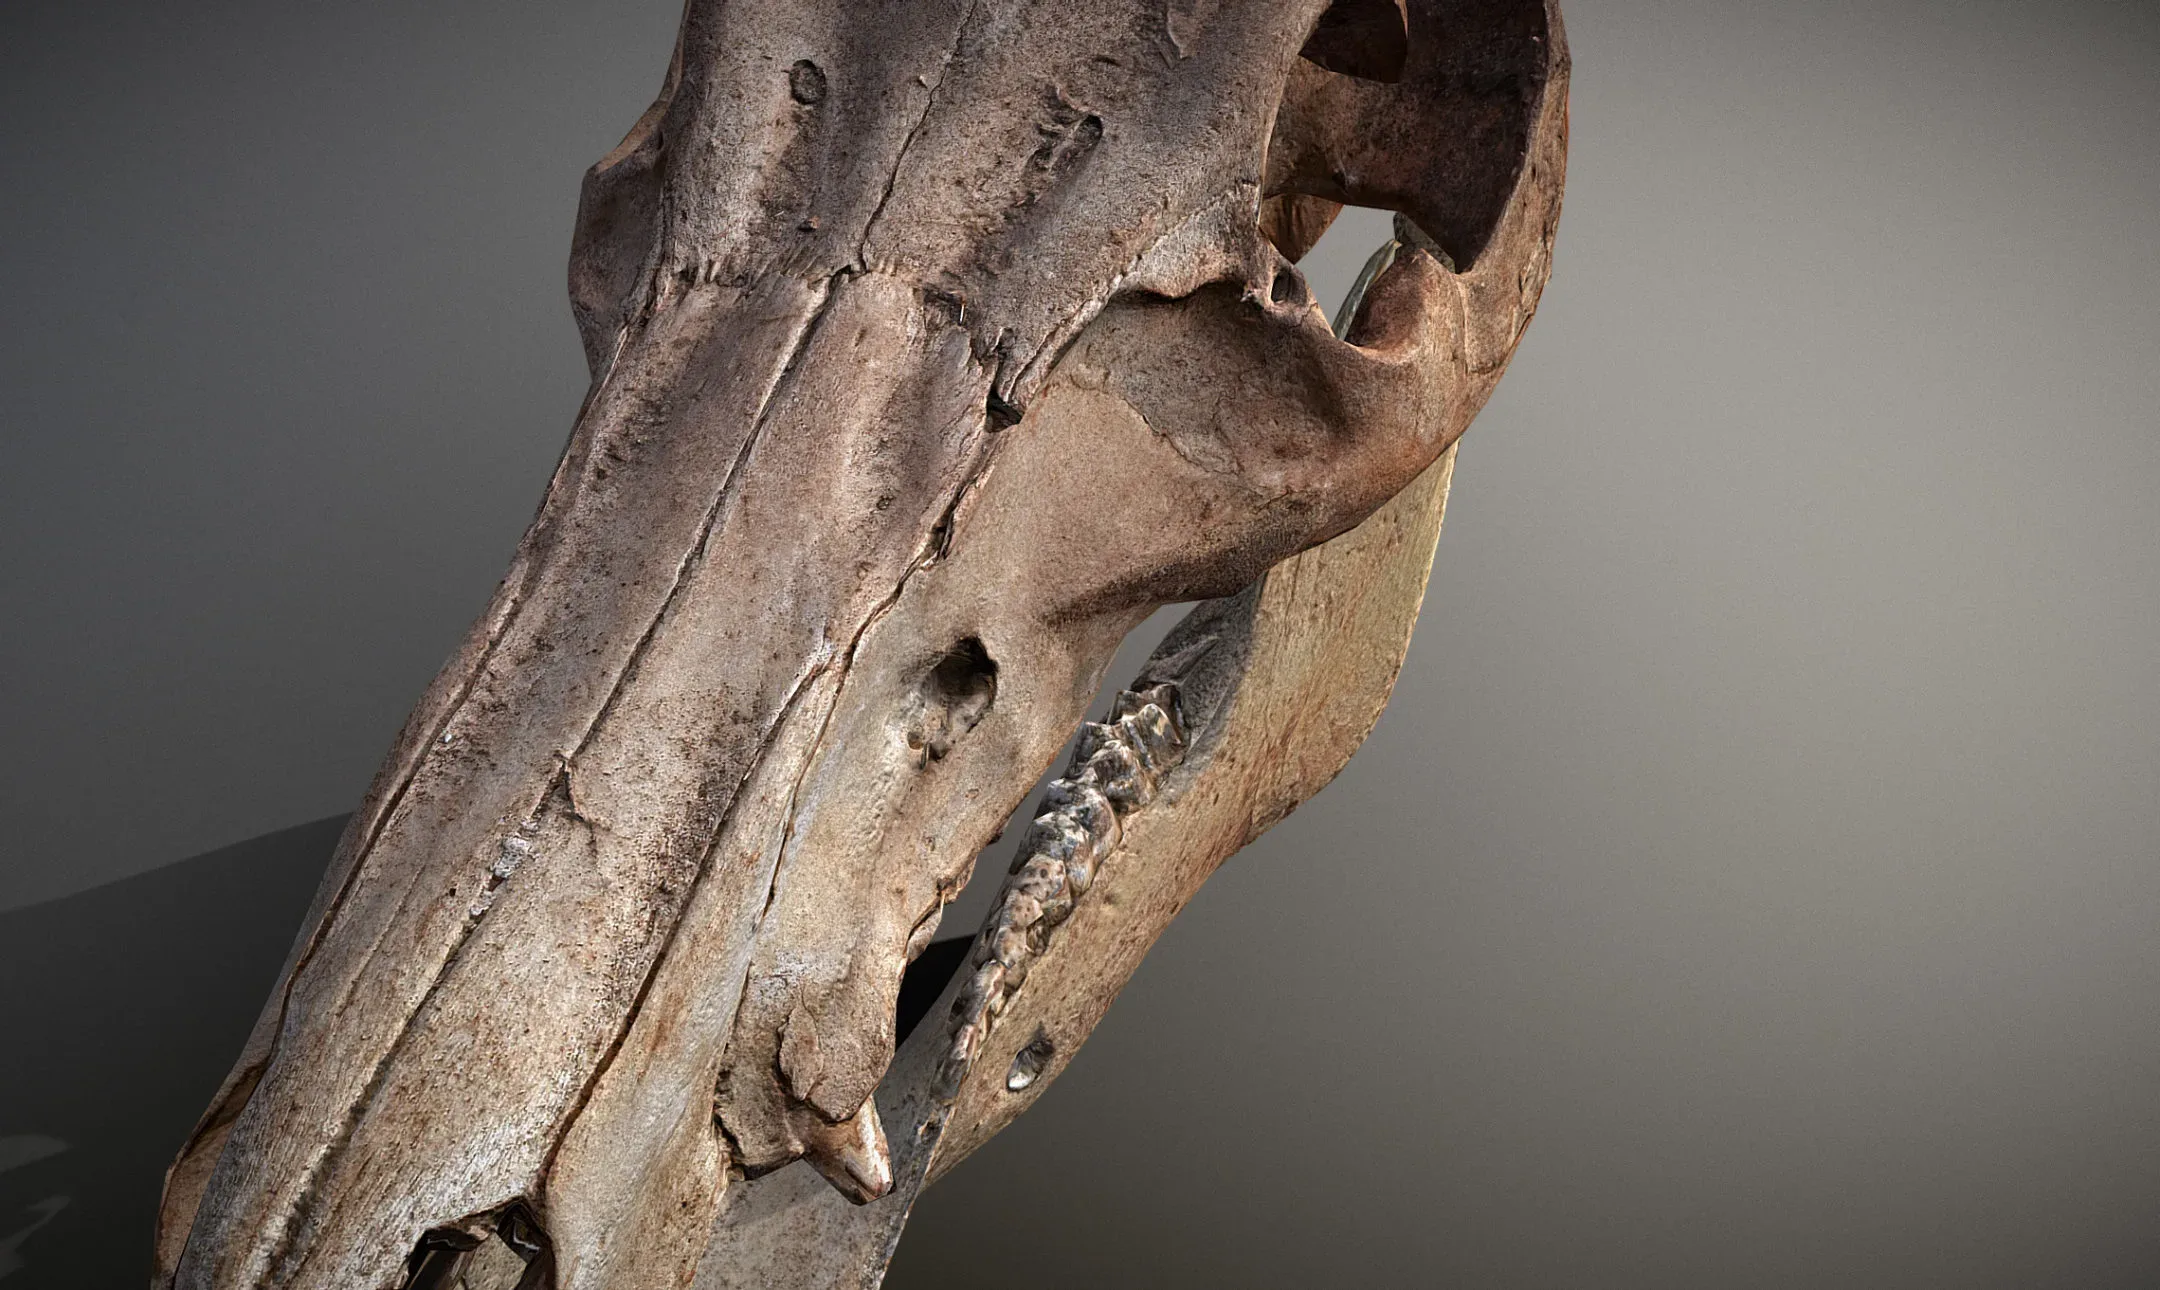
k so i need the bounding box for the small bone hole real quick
[1006,1031,1054,1092]
[925,637,997,733]
[788,59,826,105]
[398,1203,552,1290]
[1269,265,1305,307]
[399,1230,478,1290]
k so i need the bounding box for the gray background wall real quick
[4,1,2158,1285]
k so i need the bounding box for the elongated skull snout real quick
[156,2,1565,1287]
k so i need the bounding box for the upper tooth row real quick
[936,683,1187,1098]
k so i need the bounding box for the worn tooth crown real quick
[1067,721,1120,771]
[936,681,1188,1098]
[1121,703,1183,765]
[1011,856,1066,901]
[1083,743,1150,810]
[1040,780,1117,838]
[1111,683,1186,741]
[1012,813,1088,872]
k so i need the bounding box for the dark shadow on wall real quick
[0,817,345,1288]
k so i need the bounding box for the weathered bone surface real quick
[154,1,1566,1287]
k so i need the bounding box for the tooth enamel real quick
[1041,780,1117,840]
[942,680,1188,1102]
[1013,812,1087,870]
[1083,742,1151,809]
[990,924,1030,966]
[1012,856,1065,901]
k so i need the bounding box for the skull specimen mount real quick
[155,1,1568,1286]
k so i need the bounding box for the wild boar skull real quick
[156,1,1567,1286]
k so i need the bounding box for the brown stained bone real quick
[1299,0,1410,82]
[156,1,1566,1287]
[924,0,1568,1179]
[698,434,1458,1285]
[693,41,1564,1262]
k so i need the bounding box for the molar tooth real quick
[1063,851,1095,896]
[1068,721,1120,773]
[1083,743,1152,810]
[1013,812,1086,871]
[1111,683,1185,742]
[1001,895,1043,931]
[1041,780,1117,840]
[1123,703,1183,765]
[1115,714,1164,772]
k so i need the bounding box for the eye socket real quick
[1264,0,1556,274]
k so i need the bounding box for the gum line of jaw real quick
[930,232,1404,1106]
[936,680,1189,1100]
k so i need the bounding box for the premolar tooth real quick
[1012,855,1066,902]
[1114,714,1162,771]
[937,1030,979,1098]
[990,924,1029,967]
[1013,812,1086,871]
